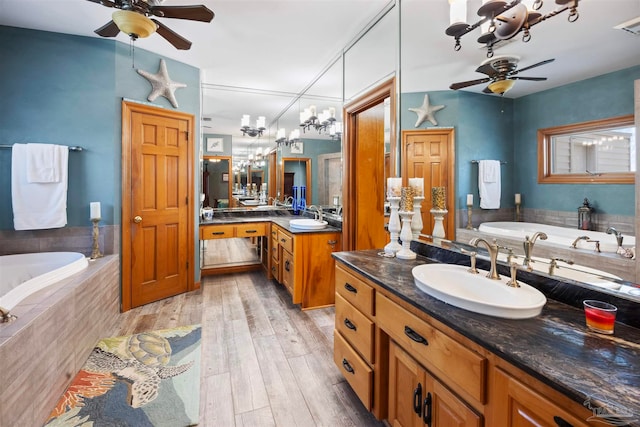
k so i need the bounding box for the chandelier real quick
[300,105,337,133]
[329,122,343,141]
[445,0,580,58]
[275,128,301,147]
[240,115,266,137]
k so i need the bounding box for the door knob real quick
[133,216,142,223]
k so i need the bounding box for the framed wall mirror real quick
[202,156,232,208]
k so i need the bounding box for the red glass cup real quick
[583,300,617,335]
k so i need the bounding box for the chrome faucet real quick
[306,205,324,222]
[522,232,547,271]
[548,258,574,275]
[268,196,279,206]
[469,237,500,280]
[606,227,624,248]
[571,235,590,249]
[283,196,294,206]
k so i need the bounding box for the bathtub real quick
[0,252,88,313]
[478,222,636,254]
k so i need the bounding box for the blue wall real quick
[0,26,201,230]
[513,65,639,216]
[401,65,638,216]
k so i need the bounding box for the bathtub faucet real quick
[522,232,547,271]
[469,237,500,280]
[0,306,17,323]
[571,235,590,249]
[606,227,624,248]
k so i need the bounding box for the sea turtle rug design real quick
[45,324,201,427]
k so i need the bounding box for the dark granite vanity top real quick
[200,209,342,234]
[333,249,640,426]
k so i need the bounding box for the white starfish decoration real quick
[408,94,445,127]
[137,59,187,108]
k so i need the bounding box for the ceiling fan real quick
[87,0,214,50]
[449,55,555,95]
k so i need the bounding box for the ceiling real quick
[1,0,639,159]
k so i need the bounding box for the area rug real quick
[45,324,201,427]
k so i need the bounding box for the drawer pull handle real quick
[342,358,354,374]
[344,318,357,331]
[212,231,225,235]
[404,326,428,346]
[344,283,357,293]
[245,230,257,234]
[271,266,276,273]
[281,238,287,243]
[284,260,290,272]
[328,239,337,245]
[553,416,573,427]
[423,392,432,426]
[413,383,422,415]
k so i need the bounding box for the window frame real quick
[537,114,635,184]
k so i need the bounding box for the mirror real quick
[538,115,636,184]
[202,156,231,208]
[280,158,311,204]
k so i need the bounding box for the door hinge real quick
[186,196,189,205]
[184,130,189,140]
[186,261,189,270]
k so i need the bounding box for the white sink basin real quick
[289,218,328,230]
[412,264,546,319]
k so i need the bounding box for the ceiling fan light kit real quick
[445,0,580,57]
[112,10,157,38]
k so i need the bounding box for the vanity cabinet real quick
[388,342,482,427]
[200,222,268,276]
[272,224,342,309]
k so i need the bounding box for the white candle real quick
[467,194,473,205]
[387,177,402,198]
[515,193,521,204]
[408,177,424,197]
[90,202,101,220]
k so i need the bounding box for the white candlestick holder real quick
[515,202,521,222]
[396,211,416,260]
[411,196,424,241]
[466,204,473,229]
[430,208,448,245]
[384,197,402,255]
[90,218,103,260]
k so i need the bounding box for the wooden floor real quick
[114,271,384,427]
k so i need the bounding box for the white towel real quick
[11,143,69,230]
[478,160,501,209]
[26,143,64,183]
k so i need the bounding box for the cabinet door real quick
[493,368,592,427]
[300,232,341,309]
[282,249,294,295]
[389,342,482,427]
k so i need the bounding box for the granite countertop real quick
[200,210,342,234]
[333,249,640,426]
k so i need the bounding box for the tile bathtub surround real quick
[0,255,120,426]
[522,208,635,235]
[0,225,119,256]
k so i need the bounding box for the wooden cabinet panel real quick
[335,293,375,364]
[277,229,293,253]
[334,330,373,411]
[199,224,235,239]
[377,293,487,405]
[236,222,266,237]
[335,264,375,318]
[389,341,482,427]
[492,368,592,427]
[299,232,341,309]
[282,249,294,295]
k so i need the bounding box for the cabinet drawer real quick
[335,293,375,364]
[376,293,487,404]
[335,265,374,318]
[281,249,294,294]
[334,330,372,411]
[271,238,279,262]
[200,224,235,239]
[271,259,280,283]
[236,222,266,237]
[278,230,294,253]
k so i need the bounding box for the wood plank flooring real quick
[114,271,384,427]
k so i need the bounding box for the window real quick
[538,115,635,184]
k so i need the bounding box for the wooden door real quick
[121,101,194,310]
[402,129,455,241]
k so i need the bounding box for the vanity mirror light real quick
[538,114,636,184]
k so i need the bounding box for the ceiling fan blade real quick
[85,0,118,8]
[450,78,491,90]
[475,63,499,77]
[151,5,214,22]
[512,76,548,81]
[95,20,120,37]
[152,19,192,50]
[512,58,555,75]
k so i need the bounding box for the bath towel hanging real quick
[26,143,64,183]
[478,160,501,209]
[11,143,69,230]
